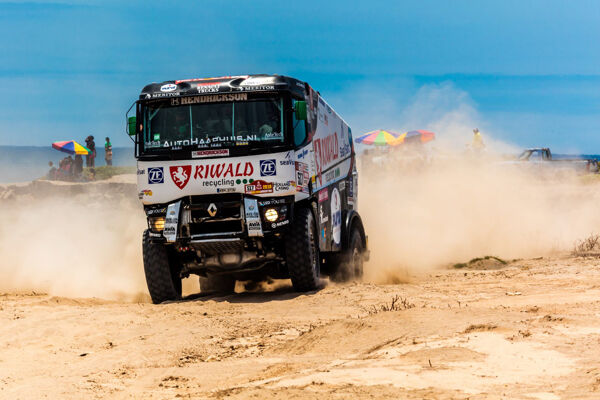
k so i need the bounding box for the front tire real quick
[285,206,321,291]
[142,230,182,304]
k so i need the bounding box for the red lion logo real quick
[169,165,191,189]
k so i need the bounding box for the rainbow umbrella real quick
[394,130,435,145]
[354,130,403,146]
[52,140,91,155]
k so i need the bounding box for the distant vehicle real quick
[509,148,596,173]
[517,147,553,162]
[126,74,369,303]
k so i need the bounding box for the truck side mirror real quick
[295,101,307,121]
[128,116,137,136]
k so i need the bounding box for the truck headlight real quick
[264,208,278,222]
[149,216,165,232]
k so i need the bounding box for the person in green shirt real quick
[105,137,113,166]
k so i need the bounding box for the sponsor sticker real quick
[160,83,177,92]
[245,180,273,195]
[313,132,339,180]
[271,220,290,228]
[171,93,248,106]
[348,175,356,208]
[138,189,152,199]
[280,151,295,166]
[331,188,341,245]
[192,149,229,158]
[175,75,249,84]
[216,187,236,193]
[244,198,263,237]
[169,165,192,189]
[339,180,346,191]
[297,148,309,159]
[196,82,220,93]
[258,198,286,207]
[264,131,283,139]
[324,167,341,186]
[259,159,277,177]
[274,181,294,192]
[319,204,329,224]
[148,167,164,184]
[137,169,145,175]
[318,188,329,203]
[241,77,275,86]
[245,202,259,219]
[145,207,166,216]
[193,162,253,179]
[340,141,351,158]
[295,162,309,193]
[163,201,181,243]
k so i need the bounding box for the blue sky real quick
[0,0,599,152]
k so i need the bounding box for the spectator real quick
[104,137,113,166]
[472,128,485,151]
[47,161,57,180]
[59,156,72,180]
[73,154,84,179]
[85,135,96,167]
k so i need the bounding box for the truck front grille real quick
[186,194,244,237]
[189,220,244,236]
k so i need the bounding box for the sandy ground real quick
[2,254,600,399]
[2,171,600,399]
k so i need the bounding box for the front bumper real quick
[145,193,294,242]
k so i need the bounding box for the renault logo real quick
[207,203,217,217]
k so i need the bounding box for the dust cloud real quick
[358,142,600,283]
[349,82,600,282]
[0,182,149,300]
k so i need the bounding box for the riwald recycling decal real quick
[137,151,296,204]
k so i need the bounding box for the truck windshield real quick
[142,97,284,152]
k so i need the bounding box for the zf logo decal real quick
[260,159,277,177]
[148,167,164,184]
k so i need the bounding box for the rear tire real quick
[285,206,320,291]
[199,275,236,295]
[330,226,364,283]
[142,230,182,304]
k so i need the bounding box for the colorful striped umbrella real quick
[394,130,435,145]
[52,140,91,155]
[354,130,403,146]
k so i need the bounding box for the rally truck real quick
[127,74,368,303]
